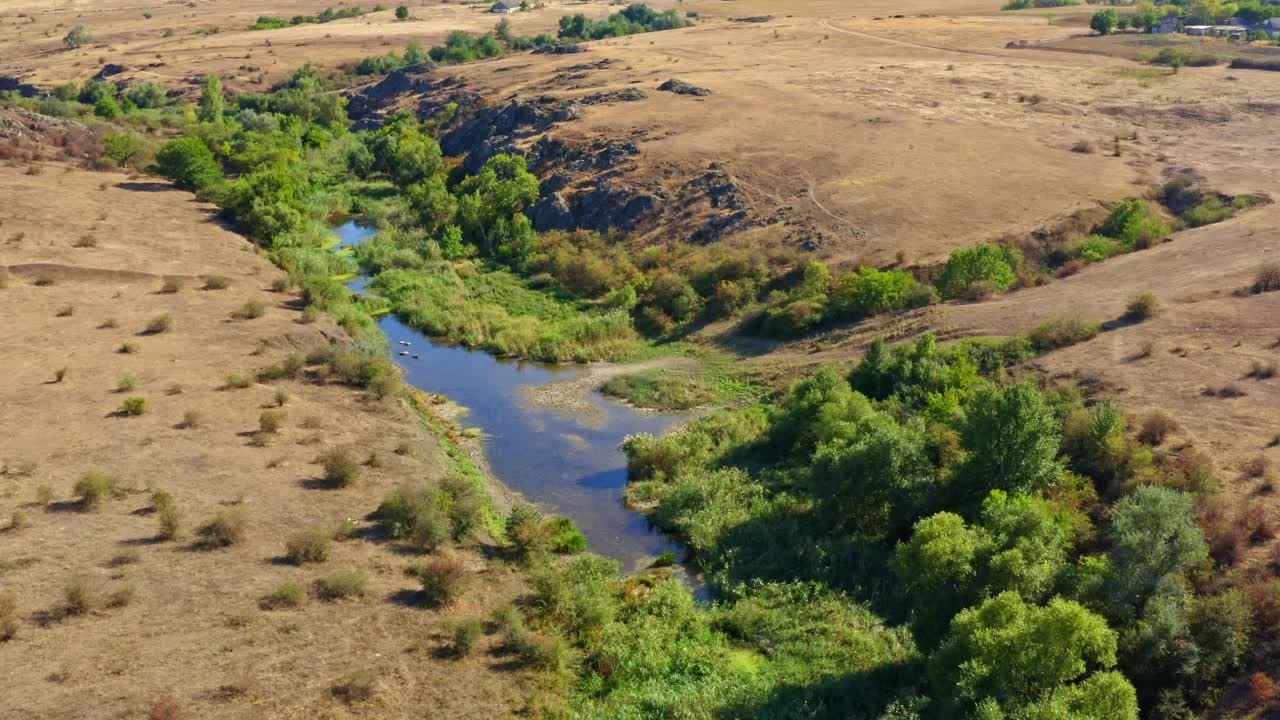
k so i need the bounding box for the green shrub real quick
[203,275,231,290]
[160,276,184,293]
[320,448,361,487]
[548,517,588,554]
[197,507,248,548]
[156,498,183,540]
[506,503,552,561]
[1101,200,1169,249]
[259,409,286,433]
[1124,291,1159,322]
[118,341,139,354]
[1073,235,1124,264]
[833,266,926,320]
[1027,315,1100,351]
[145,313,174,334]
[231,300,266,320]
[74,472,120,509]
[261,580,306,609]
[937,244,1018,299]
[450,618,484,656]
[224,372,253,389]
[315,570,367,600]
[117,396,148,416]
[284,526,332,564]
[117,375,138,392]
[155,137,222,192]
[62,575,98,616]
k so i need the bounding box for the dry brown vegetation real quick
[0,164,531,718]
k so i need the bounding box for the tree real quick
[953,383,1062,510]
[395,5,409,20]
[495,17,514,45]
[810,413,934,539]
[1105,486,1207,618]
[894,491,1072,650]
[1133,0,1159,31]
[929,592,1134,719]
[1091,9,1119,35]
[936,243,1018,299]
[455,154,541,258]
[63,25,92,49]
[126,82,167,109]
[154,137,223,192]
[94,96,123,119]
[197,74,225,124]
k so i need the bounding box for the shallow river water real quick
[335,222,689,573]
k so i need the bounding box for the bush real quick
[197,507,248,548]
[1137,411,1179,445]
[1124,291,1159,322]
[1253,263,1280,294]
[413,555,467,607]
[117,397,148,416]
[160,276,183,293]
[156,498,182,540]
[331,668,378,703]
[937,244,1018,299]
[62,575,97,616]
[203,275,231,290]
[284,526,332,564]
[117,375,138,392]
[256,581,304,612]
[506,503,553,561]
[177,410,202,429]
[231,301,266,320]
[74,472,119,509]
[451,618,484,656]
[224,372,253,389]
[63,25,93,49]
[315,570,367,600]
[0,591,16,642]
[118,342,139,354]
[259,409,285,433]
[1027,315,1100,351]
[320,448,361,487]
[155,138,222,192]
[56,304,74,317]
[548,516,588,553]
[145,313,174,334]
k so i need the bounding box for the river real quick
[334,222,692,575]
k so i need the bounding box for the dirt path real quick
[816,18,1064,64]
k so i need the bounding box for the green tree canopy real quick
[953,383,1063,510]
[929,592,1133,719]
[197,74,225,123]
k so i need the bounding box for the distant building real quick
[1184,24,1212,35]
[1265,18,1280,31]
[491,1,519,13]
[1153,16,1182,34]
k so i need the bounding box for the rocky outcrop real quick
[346,62,437,126]
[658,79,710,96]
[92,64,127,81]
[580,88,646,105]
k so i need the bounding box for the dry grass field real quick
[0,164,536,719]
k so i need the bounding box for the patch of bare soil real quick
[520,356,699,422]
[0,163,533,719]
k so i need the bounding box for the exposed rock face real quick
[344,71,773,243]
[345,62,437,126]
[657,79,711,96]
[93,64,127,81]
